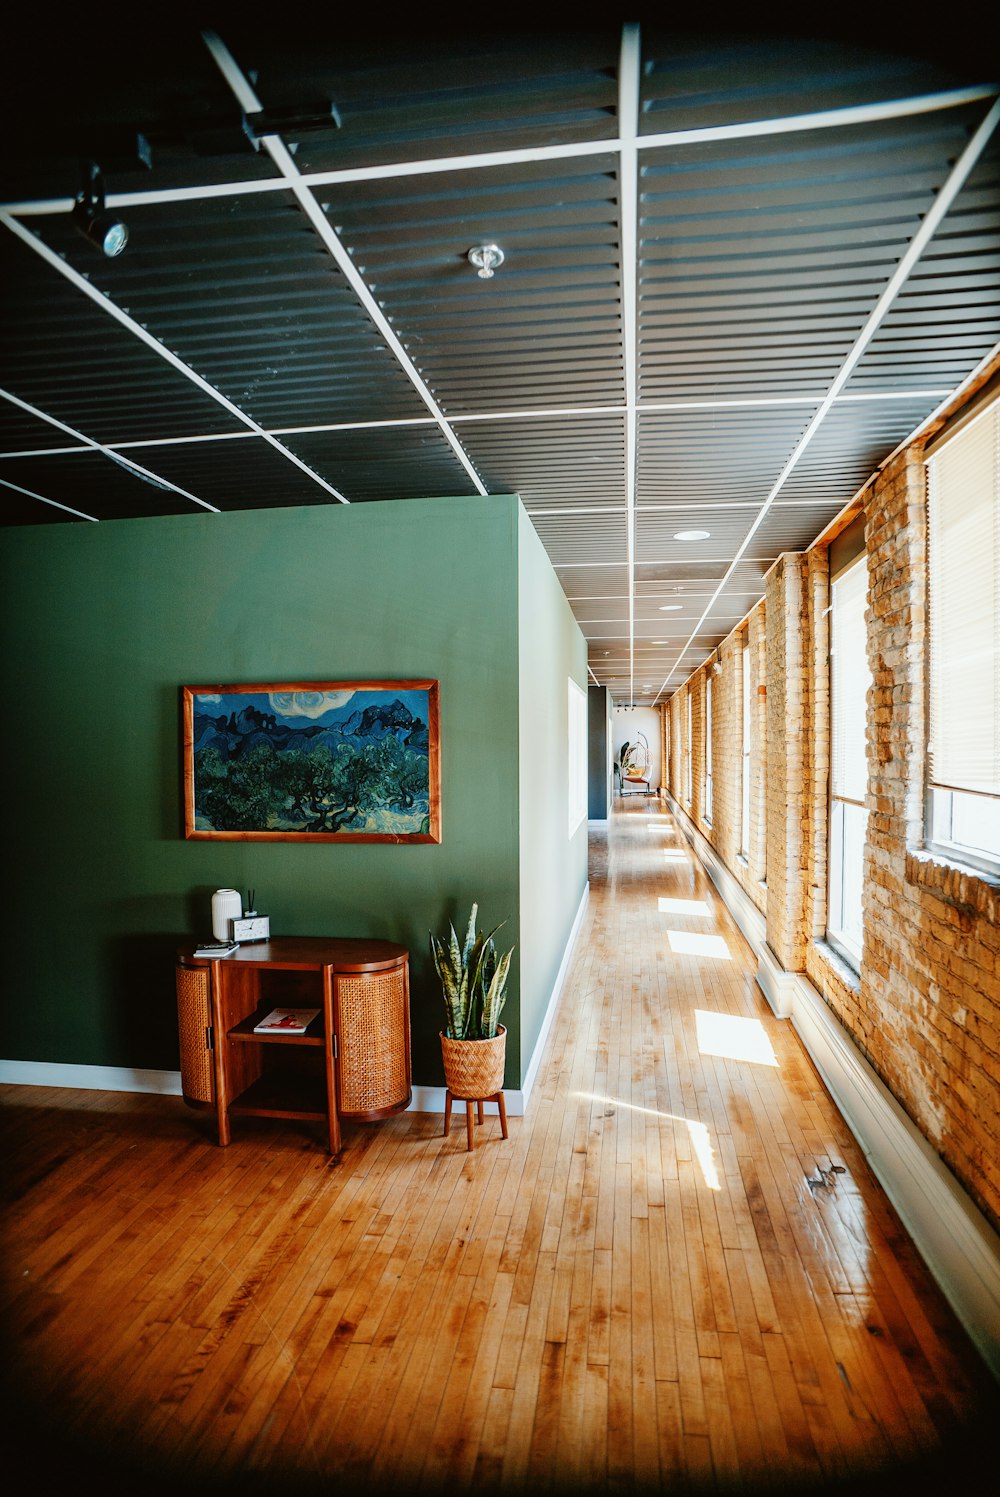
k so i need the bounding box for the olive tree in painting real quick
[183,682,441,843]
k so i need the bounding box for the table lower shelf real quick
[228,1075,328,1122]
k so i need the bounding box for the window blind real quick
[741,644,750,853]
[830,558,870,803]
[928,401,1000,796]
[705,674,713,820]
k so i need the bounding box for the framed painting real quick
[182,680,441,842]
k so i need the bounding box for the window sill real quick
[906,847,1000,920]
[813,938,861,993]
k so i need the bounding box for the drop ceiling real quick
[2,18,998,704]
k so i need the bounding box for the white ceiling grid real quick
[1,22,998,703]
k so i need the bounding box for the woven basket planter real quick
[440,1025,506,1099]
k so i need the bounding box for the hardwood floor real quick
[3,796,997,1494]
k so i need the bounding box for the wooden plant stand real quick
[443,1089,509,1152]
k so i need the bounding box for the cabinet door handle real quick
[332,1033,338,1059]
[206,1026,214,1052]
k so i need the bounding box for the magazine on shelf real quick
[252,1007,320,1034]
[193,940,238,957]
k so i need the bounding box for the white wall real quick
[612,706,662,790]
[517,506,589,1076]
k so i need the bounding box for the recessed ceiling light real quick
[673,529,710,541]
[659,604,683,611]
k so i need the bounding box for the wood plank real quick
[2,797,994,1491]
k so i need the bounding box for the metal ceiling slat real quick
[0,211,351,502]
[203,32,489,498]
[638,31,984,130]
[279,427,481,503]
[312,157,626,420]
[23,195,439,434]
[112,436,360,511]
[0,451,205,522]
[2,21,997,703]
[651,94,1000,702]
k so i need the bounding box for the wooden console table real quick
[175,937,410,1156]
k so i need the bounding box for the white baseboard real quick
[790,972,1000,1379]
[0,1062,526,1119]
[756,940,799,1020]
[670,801,766,954]
[667,794,1000,1383]
[519,879,590,1107]
[407,1084,523,1117]
[0,1059,183,1094]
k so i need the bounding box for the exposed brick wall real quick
[691,672,705,825]
[718,630,748,881]
[748,604,768,888]
[666,614,766,916]
[804,549,831,949]
[662,402,1000,1234]
[858,448,1000,1229]
[764,556,810,969]
[668,694,682,804]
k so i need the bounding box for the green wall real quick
[517,507,589,1074]
[1,496,526,1088]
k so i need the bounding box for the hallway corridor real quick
[2,796,997,1494]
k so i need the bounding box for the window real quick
[740,643,750,858]
[828,557,871,965]
[926,396,1000,874]
[705,674,713,824]
[684,692,693,805]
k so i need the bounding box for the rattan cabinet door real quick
[334,962,411,1119]
[176,963,214,1107]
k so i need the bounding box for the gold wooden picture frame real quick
[182,680,441,843]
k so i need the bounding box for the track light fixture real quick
[72,162,128,257]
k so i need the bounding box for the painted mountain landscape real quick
[184,684,439,841]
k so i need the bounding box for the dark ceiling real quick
[2,15,998,703]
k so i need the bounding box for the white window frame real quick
[827,556,870,969]
[684,692,693,806]
[739,643,750,859]
[925,396,1000,877]
[704,674,713,825]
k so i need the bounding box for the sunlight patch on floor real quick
[657,897,711,916]
[572,1090,720,1190]
[666,930,731,959]
[695,1009,778,1066]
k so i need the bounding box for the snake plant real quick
[430,903,514,1040]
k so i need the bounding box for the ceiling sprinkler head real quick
[468,243,505,279]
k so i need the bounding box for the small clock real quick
[231,914,270,942]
